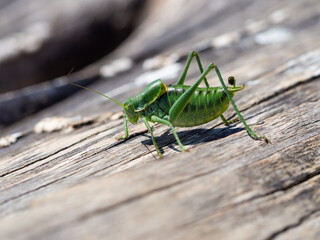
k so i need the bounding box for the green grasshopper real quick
[70,51,269,156]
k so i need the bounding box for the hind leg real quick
[214,65,270,143]
[176,51,210,88]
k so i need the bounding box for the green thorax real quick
[123,79,167,124]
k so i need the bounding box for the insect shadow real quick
[141,125,244,154]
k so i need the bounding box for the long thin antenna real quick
[66,69,124,107]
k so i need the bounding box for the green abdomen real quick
[145,85,231,127]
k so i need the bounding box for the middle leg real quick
[214,65,270,143]
[151,116,185,152]
[220,114,239,126]
[142,117,162,156]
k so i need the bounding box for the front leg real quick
[142,117,162,157]
[116,114,129,140]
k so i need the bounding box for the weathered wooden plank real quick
[0,77,319,239]
[0,0,320,239]
[275,212,320,240]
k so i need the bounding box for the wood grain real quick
[0,0,320,239]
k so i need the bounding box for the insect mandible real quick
[70,51,269,156]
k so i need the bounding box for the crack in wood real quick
[0,121,123,178]
[0,137,152,206]
[264,208,320,240]
[0,177,64,206]
[76,167,222,222]
[240,75,320,114]
[1,106,318,214]
[242,167,320,205]
[82,151,151,179]
[171,163,320,231]
[69,141,320,224]
[0,143,81,178]
[2,114,318,208]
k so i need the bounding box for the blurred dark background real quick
[0,0,145,93]
[0,0,147,127]
[0,0,319,128]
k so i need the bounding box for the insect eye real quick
[228,76,235,86]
